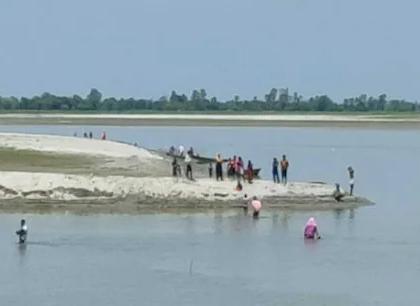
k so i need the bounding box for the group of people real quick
[226,156,254,183]
[13,215,321,244]
[242,196,321,240]
[170,145,355,202]
[172,157,193,180]
[169,145,196,180]
[169,145,196,159]
[171,151,195,181]
[272,155,289,184]
[211,154,255,192]
[333,166,356,201]
[74,131,107,140]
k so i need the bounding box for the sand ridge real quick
[0,132,161,160]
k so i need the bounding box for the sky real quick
[0,0,419,102]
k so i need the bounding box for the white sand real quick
[0,113,417,122]
[0,171,335,201]
[0,133,161,160]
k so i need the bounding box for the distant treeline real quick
[0,88,419,112]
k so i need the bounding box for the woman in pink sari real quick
[304,217,321,239]
[251,196,262,218]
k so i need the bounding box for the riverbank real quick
[0,113,419,128]
[0,133,373,213]
[0,171,373,213]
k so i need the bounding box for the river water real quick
[0,125,419,305]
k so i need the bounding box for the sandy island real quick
[0,113,419,128]
[0,133,373,213]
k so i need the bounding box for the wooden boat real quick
[252,168,261,177]
[166,152,228,164]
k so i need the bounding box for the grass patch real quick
[0,148,98,174]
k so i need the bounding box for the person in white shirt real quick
[178,145,185,157]
[185,154,193,180]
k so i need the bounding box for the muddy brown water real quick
[0,125,419,305]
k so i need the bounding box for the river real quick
[0,125,419,305]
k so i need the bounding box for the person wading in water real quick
[16,219,28,244]
[304,217,321,240]
[250,196,262,218]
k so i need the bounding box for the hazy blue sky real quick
[0,0,418,101]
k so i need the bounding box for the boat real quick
[166,152,228,164]
[252,168,261,177]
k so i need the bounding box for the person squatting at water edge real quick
[304,217,321,240]
[333,183,345,202]
[16,219,28,244]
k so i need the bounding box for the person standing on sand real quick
[215,154,223,181]
[101,131,107,140]
[232,155,237,177]
[227,158,234,177]
[348,166,355,196]
[172,158,179,177]
[246,160,254,183]
[208,163,213,178]
[236,157,244,182]
[272,157,280,183]
[185,153,193,180]
[280,155,289,185]
[178,145,185,157]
